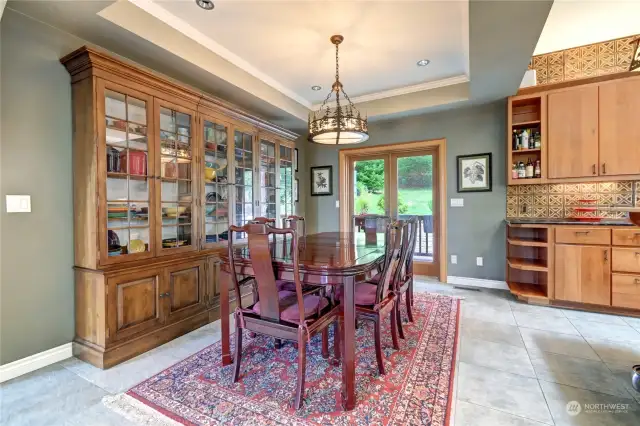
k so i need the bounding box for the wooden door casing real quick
[547,86,599,179]
[107,268,163,343]
[599,78,640,176]
[162,260,207,323]
[555,244,611,306]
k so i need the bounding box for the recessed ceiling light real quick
[196,0,214,10]
[417,59,430,67]
[311,85,322,91]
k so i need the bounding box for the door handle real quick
[604,250,608,262]
[635,278,640,285]
[159,292,170,298]
[592,164,596,175]
[602,163,606,174]
[575,231,590,235]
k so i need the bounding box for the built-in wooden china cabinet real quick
[62,46,298,368]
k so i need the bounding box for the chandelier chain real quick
[335,42,340,83]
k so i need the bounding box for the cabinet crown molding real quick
[60,46,299,141]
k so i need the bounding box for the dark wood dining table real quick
[218,231,386,411]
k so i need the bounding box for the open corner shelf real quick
[507,282,548,299]
[506,223,551,300]
[507,237,548,247]
[507,258,548,271]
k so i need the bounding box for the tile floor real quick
[1,279,640,425]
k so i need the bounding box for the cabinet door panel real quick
[548,86,599,179]
[599,78,640,176]
[108,269,163,342]
[612,274,640,310]
[555,244,581,302]
[555,244,611,305]
[163,260,206,323]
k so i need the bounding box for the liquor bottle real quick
[512,163,519,179]
[521,129,530,150]
[534,131,541,149]
[534,160,541,178]
[526,158,534,178]
[518,161,526,178]
[513,130,519,150]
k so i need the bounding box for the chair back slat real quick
[394,217,417,286]
[375,221,404,305]
[283,215,306,237]
[252,217,276,226]
[228,223,304,323]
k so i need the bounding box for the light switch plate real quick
[335,200,339,208]
[6,195,31,213]
[450,198,464,207]
[476,257,483,266]
[451,255,458,264]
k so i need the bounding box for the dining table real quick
[218,231,387,411]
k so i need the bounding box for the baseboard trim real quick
[0,343,73,383]
[446,276,509,291]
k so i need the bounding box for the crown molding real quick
[311,75,470,109]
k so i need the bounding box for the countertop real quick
[505,218,636,227]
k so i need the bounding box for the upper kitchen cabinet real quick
[599,78,640,176]
[547,86,599,179]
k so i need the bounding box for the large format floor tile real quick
[570,319,640,343]
[540,380,640,426]
[456,362,553,425]
[459,338,535,378]
[455,400,549,426]
[519,327,600,360]
[586,337,640,365]
[561,309,628,325]
[461,304,517,326]
[460,318,524,347]
[530,352,634,398]
[513,311,580,335]
[620,315,640,331]
[510,301,567,318]
[0,364,109,426]
[605,362,640,404]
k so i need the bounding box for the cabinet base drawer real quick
[555,227,611,245]
[612,248,640,273]
[612,228,640,247]
[612,273,640,310]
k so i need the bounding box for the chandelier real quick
[631,36,640,72]
[308,35,369,145]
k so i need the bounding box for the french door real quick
[348,148,442,277]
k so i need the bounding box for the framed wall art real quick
[457,153,492,192]
[310,166,333,196]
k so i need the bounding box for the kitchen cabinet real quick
[599,78,640,176]
[63,46,298,368]
[554,244,611,305]
[547,86,599,179]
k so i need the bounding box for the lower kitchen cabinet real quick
[555,244,611,306]
[612,274,640,310]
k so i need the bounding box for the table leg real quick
[220,269,232,366]
[341,275,356,411]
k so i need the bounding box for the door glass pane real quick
[104,89,150,257]
[279,145,294,222]
[259,140,277,219]
[203,120,229,244]
[396,154,434,260]
[353,158,385,216]
[234,130,254,238]
[160,107,192,249]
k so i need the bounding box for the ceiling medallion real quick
[630,37,640,72]
[308,35,369,145]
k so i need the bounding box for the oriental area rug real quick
[104,293,460,426]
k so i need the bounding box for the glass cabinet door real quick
[233,130,255,239]
[201,116,230,248]
[259,139,277,221]
[156,101,197,255]
[101,83,154,264]
[279,144,295,223]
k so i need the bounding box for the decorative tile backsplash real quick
[528,35,639,85]
[507,181,639,219]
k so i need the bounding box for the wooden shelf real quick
[507,282,547,298]
[512,120,541,127]
[507,237,548,247]
[107,172,149,181]
[512,148,541,154]
[509,178,545,185]
[507,257,548,272]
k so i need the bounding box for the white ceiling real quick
[156,0,470,106]
[534,0,640,55]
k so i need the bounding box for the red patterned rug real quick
[104,293,459,426]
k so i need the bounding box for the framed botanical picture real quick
[294,148,299,172]
[311,166,333,196]
[294,178,299,202]
[457,153,492,192]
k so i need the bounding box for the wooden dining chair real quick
[228,223,340,409]
[338,221,404,375]
[393,216,419,339]
[251,217,276,226]
[282,215,306,237]
[353,214,390,245]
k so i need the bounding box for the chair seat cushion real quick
[337,282,379,306]
[252,291,296,315]
[280,295,329,323]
